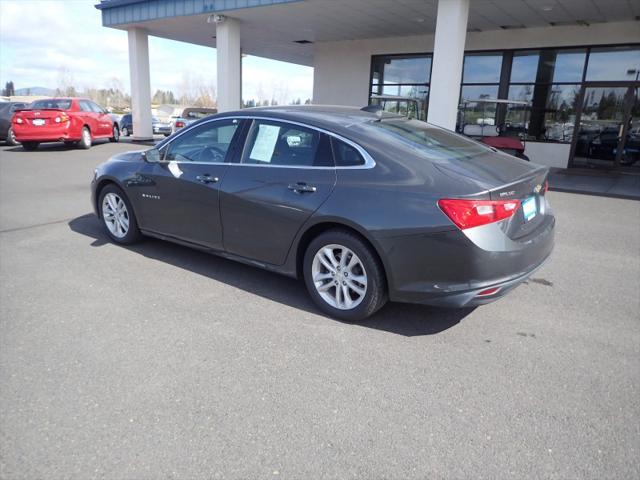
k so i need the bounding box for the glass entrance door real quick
[572,85,639,170]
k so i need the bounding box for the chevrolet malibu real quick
[91,106,554,322]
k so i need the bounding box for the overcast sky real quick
[0,0,314,103]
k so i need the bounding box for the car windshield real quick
[362,119,491,160]
[30,99,72,110]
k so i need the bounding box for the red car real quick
[12,98,119,150]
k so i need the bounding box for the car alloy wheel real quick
[78,127,92,149]
[102,192,129,238]
[311,244,368,310]
[110,125,119,142]
[7,127,18,146]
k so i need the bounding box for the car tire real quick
[109,124,119,143]
[98,184,143,245]
[6,127,19,146]
[122,127,130,137]
[303,229,387,322]
[22,141,39,151]
[78,126,92,149]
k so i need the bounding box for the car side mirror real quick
[143,148,161,163]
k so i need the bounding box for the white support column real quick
[127,27,153,140]
[427,0,470,130]
[216,17,241,112]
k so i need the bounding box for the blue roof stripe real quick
[96,0,303,26]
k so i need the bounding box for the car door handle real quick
[196,174,219,184]
[288,182,317,193]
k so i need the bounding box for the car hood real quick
[109,150,146,162]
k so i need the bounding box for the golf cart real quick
[364,94,423,120]
[458,98,531,161]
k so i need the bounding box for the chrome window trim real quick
[156,115,376,170]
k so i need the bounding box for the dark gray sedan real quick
[91,106,554,321]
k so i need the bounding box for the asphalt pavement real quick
[1,139,639,479]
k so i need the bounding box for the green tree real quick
[2,81,15,96]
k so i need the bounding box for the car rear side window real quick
[331,137,365,166]
[79,100,93,112]
[30,99,72,110]
[241,120,332,167]
[164,119,239,163]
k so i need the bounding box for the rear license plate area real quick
[32,119,45,126]
[522,196,537,222]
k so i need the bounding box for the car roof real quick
[223,105,403,135]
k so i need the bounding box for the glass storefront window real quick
[380,85,428,98]
[370,54,431,120]
[550,49,586,82]
[371,44,639,150]
[510,51,539,83]
[586,47,640,81]
[508,84,534,102]
[460,85,499,102]
[463,53,503,83]
[372,55,431,85]
[542,84,581,143]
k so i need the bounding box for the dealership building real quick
[96,0,639,171]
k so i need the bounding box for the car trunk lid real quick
[14,108,68,127]
[434,151,550,240]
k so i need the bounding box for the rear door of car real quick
[219,118,337,266]
[134,118,245,249]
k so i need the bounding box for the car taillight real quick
[438,198,521,230]
[54,114,70,123]
[477,287,501,297]
[175,121,185,128]
[14,117,23,124]
[542,179,549,195]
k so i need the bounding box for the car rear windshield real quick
[30,99,72,110]
[183,110,213,119]
[362,119,492,160]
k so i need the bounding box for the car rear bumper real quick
[153,126,171,135]
[13,123,77,142]
[382,209,555,308]
[411,252,552,308]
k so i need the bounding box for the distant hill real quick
[15,86,55,96]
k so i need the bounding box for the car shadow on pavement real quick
[1,139,116,153]
[68,214,474,336]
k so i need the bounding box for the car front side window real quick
[165,119,239,163]
[79,101,93,112]
[89,102,105,114]
[241,120,332,167]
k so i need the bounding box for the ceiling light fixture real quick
[206,14,226,24]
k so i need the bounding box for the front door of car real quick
[90,102,112,136]
[78,100,99,134]
[220,119,336,265]
[135,118,244,249]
